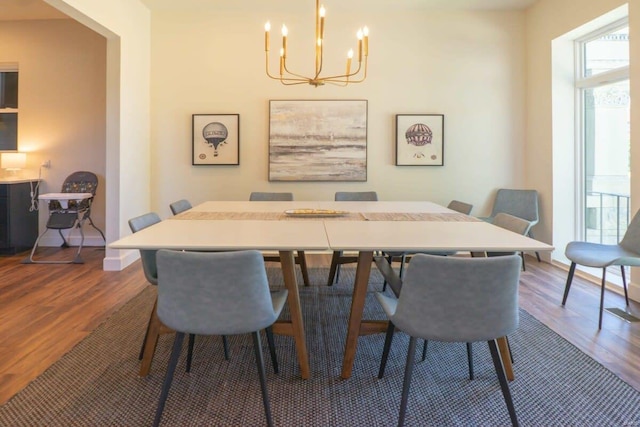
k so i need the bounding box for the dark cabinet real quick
[0,181,39,255]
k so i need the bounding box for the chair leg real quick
[561,262,577,306]
[398,336,418,427]
[421,340,428,362]
[487,339,519,427]
[378,322,396,379]
[519,252,526,271]
[296,250,310,287]
[222,336,230,361]
[153,332,185,427]
[466,342,474,380]
[252,331,274,427]
[382,254,393,292]
[621,266,630,306]
[527,230,542,262]
[398,254,407,279]
[265,326,279,374]
[87,215,106,243]
[327,251,342,286]
[599,268,607,330]
[138,305,155,360]
[186,334,195,373]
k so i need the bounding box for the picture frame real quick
[395,114,444,166]
[269,99,367,181]
[192,114,239,165]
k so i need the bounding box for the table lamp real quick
[1,152,27,176]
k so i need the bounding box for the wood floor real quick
[1,248,640,406]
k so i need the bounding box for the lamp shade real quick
[1,152,26,170]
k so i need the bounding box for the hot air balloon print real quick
[395,114,444,166]
[192,114,239,166]
[203,122,228,157]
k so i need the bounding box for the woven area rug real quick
[2,266,640,426]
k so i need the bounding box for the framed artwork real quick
[269,99,367,181]
[192,114,239,165]
[395,114,444,166]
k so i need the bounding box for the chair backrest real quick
[128,212,162,285]
[392,254,521,343]
[447,200,473,215]
[620,209,640,254]
[335,191,378,201]
[493,212,531,236]
[61,171,99,195]
[169,199,192,215]
[490,189,539,224]
[249,192,294,201]
[50,171,99,211]
[156,249,278,336]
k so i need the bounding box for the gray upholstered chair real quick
[487,212,533,270]
[376,254,521,427]
[382,199,473,291]
[480,188,541,267]
[128,212,163,363]
[327,191,379,286]
[562,209,640,329]
[249,192,294,201]
[249,191,310,286]
[169,199,192,215]
[153,249,288,427]
[128,212,229,376]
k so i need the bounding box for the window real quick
[0,69,18,151]
[576,21,630,245]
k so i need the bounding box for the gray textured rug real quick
[2,266,640,426]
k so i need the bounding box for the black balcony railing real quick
[585,191,630,244]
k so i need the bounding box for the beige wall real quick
[0,19,106,245]
[148,6,526,217]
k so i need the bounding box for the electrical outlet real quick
[41,160,51,168]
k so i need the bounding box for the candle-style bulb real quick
[282,24,288,36]
[320,6,326,17]
[265,22,271,32]
[363,26,369,36]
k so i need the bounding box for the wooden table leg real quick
[341,251,374,379]
[497,336,514,381]
[278,250,310,379]
[139,298,161,377]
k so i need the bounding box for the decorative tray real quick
[284,209,349,218]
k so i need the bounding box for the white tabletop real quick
[324,220,553,252]
[110,200,554,253]
[110,219,329,251]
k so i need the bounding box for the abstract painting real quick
[269,100,367,181]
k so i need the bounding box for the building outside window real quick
[577,22,630,245]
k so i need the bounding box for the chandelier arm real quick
[317,60,365,82]
[282,60,315,81]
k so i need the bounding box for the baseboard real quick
[102,249,139,271]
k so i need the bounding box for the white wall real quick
[525,0,640,294]
[0,19,106,246]
[44,0,151,270]
[148,5,526,218]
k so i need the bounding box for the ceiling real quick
[0,0,538,21]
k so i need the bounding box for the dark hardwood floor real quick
[1,249,639,405]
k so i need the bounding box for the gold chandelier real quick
[264,1,369,87]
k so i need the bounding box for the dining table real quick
[109,200,554,381]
